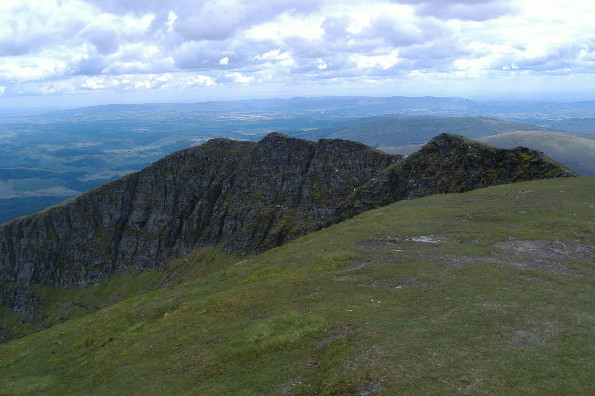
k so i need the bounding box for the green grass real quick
[0,177,593,395]
[0,245,239,341]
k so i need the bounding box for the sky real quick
[1,0,594,109]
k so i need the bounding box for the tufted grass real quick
[0,177,593,395]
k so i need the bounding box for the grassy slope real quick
[0,246,240,342]
[0,177,593,395]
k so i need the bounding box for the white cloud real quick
[0,0,94,56]
[0,0,593,101]
[416,0,517,21]
[183,74,216,88]
[254,49,296,68]
[0,55,69,83]
[317,59,330,70]
[223,72,255,84]
[353,50,400,70]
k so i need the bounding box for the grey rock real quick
[0,133,575,331]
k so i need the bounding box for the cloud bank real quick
[1,0,594,103]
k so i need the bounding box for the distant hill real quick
[0,177,592,395]
[546,118,595,137]
[318,116,555,147]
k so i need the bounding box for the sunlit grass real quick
[1,177,593,395]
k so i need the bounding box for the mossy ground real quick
[1,177,593,395]
[1,246,238,341]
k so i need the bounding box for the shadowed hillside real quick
[382,131,595,176]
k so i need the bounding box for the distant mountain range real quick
[7,95,595,122]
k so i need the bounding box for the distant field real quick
[323,116,556,147]
[0,196,70,224]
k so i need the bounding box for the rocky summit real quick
[0,133,575,334]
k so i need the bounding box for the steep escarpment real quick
[339,133,576,215]
[0,133,575,338]
[0,134,397,291]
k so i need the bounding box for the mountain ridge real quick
[2,111,588,225]
[381,130,595,176]
[0,132,575,341]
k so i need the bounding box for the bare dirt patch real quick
[347,254,404,271]
[495,239,593,258]
[494,239,593,276]
[432,255,500,269]
[357,234,450,249]
[511,323,558,348]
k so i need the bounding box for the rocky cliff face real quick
[339,133,577,215]
[0,134,397,290]
[0,133,575,334]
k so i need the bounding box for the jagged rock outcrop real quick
[339,133,576,216]
[0,134,398,290]
[0,133,575,332]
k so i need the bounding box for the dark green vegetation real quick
[0,177,593,395]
